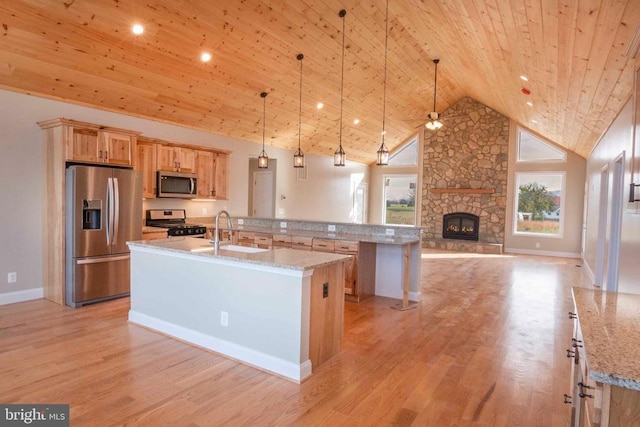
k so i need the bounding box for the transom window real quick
[388,136,418,166]
[517,129,566,162]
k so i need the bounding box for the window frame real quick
[516,128,567,164]
[513,171,566,238]
[388,135,419,166]
[382,174,418,226]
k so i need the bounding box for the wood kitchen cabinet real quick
[157,144,196,173]
[136,142,157,198]
[214,153,229,200]
[272,234,292,248]
[196,150,216,198]
[292,236,313,251]
[65,124,137,166]
[567,310,640,426]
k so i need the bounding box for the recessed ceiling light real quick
[520,75,528,81]
[531,119,538,124]
[132,24,144,35]
[317,102,324,109]
[353,119,360,125]
[526,101,533,107]
[201,52,212,62]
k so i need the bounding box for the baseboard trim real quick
[0,288,44,306]
[128,310,311,383]
[504,248,581,259]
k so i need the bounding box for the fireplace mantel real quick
[430,188,495,194]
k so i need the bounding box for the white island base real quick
[128,239,347,383]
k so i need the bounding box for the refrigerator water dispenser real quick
[82,199,102,230]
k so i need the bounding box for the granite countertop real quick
[128,236,351,271]
[572,287,640,390]
[188,223,420,245]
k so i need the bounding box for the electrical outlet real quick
[237,218,244,225]
[328,224,336,232]
[323,282,329,298]
[535,242,540,248]
[280,221,287,229]
[202,208,207,216]
[220,311,229,327]
[385,228,395,236]
[7,272,16,283]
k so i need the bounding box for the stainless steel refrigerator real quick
[65,165,142,307]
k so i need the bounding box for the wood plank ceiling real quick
[0,0,638,164]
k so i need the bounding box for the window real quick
[517,129,566,162]
[388,136,418,166]
[383,175,417,225]
[514,172,565,236]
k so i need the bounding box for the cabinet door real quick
[196,150,216,198]
[101,131,134,166]
[157,145,177,171]
[215,153,229,200]
[177,148,197,173]
[254,233,272,249]
[67,128,100,163]
[136,143,157,198]
[343,254,357,295]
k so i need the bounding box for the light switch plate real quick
[280,221,287,229]
[328,224,336,232]
[385,228,395,236]
[237,219,244,225]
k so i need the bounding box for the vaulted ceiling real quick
[0,1,638,164]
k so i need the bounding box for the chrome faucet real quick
[212,210,232,253]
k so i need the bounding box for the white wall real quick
[583,96,640,294]
[0,89,368,299]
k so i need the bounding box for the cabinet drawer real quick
[272,234,291,244]
[335,239,358,253]
[292,236,313,250]
[254,234,273,246]
[237,232,255,245]
[313,238,335,252]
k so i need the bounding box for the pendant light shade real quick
[258,91,269,168]
[334,9,347,167]
[293,53,305,168]
[425,59,443,131]
[376,0,390,166]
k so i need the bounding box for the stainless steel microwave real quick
[157,171,197,198]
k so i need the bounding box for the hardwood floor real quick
[0,250,588,426]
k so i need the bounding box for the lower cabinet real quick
[567,313,640,426]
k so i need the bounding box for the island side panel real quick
[374,242,421,301]
[309,262,345,369]
[128,249,311,380]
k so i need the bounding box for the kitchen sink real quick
[191,244,268,254]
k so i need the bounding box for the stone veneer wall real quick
[421,97,509,245]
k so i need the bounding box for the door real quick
[111,168,143,255]
[67,165,112,258]
[253,171,274,217]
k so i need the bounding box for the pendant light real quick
[376,0,390,166]
[334,9,347,167]
[258,91,269,168]
[425,59,443,131]
[293,53,305,168]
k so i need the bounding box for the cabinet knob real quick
[566,349,576,358]
[563,394,572,404]
[568,312,577,319]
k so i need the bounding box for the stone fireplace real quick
[421,97,509,253]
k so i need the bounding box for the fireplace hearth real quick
[443,212,479,241]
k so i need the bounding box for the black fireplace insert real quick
[442,212,479,241]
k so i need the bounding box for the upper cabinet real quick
[136,142,157,199]
[157,145,196,173]
[139,136,230,200]
[50,120,138,167]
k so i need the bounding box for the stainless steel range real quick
[145,209,206,237]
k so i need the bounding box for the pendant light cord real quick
[261,92,267,150]
[298,54,303,151]
[381,0,389,145]
[339,10,346,149]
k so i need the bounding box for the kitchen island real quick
[127,237,350,383]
